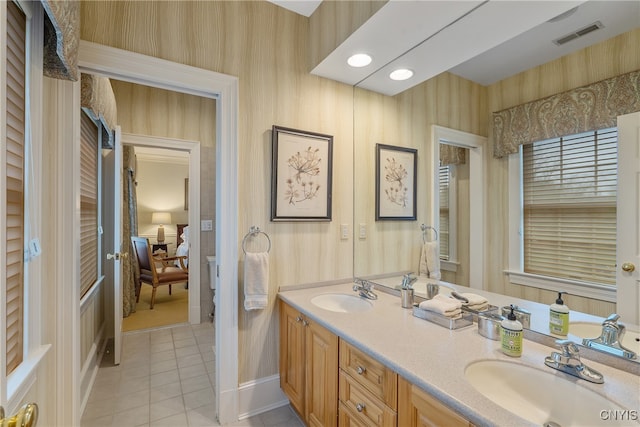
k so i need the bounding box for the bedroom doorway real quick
[122,143,192,332]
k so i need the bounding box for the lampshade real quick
[151,212,172,244]
[151,212,172,225]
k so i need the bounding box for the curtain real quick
[40,0,79,81]
[493,69,640,158]
[80,74,118,147]
[439,144,466,166]
[122,146,139,317]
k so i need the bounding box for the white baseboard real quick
[238,374,289,420]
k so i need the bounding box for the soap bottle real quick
[500,305,523,357]
[549,291,569,336]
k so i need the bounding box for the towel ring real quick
[242,226,271,254]
[421,224,438,243]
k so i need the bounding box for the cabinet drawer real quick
[339,371,397,427]
[339,340,397,409]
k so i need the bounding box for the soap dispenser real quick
[500,305,523,357]
[549,291,569,336]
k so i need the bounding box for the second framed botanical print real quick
[271,125,333,221]
[375,143,417,220]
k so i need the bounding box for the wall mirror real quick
[351,60,638,365]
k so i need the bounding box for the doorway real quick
[79,39,240,423]
[122,143,192,332]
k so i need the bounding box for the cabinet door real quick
[305,318,339,427]
[398,376,471,427]
[279,301,306,417]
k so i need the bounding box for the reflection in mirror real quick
[432,126,485,290]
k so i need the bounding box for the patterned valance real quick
[439,144,466,166]
[41,0,79,81]
[493,70,640,158]
[81,74,117,148]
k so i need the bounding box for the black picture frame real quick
[375,143,417,221]
[271,125,333,221]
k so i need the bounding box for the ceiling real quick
[269,0,640,96]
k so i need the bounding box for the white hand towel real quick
[244,252,269,311]
[419,241,441,279]
[418,294,462,316]
[458,293,488,306]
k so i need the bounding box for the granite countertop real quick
[278,281,640,427]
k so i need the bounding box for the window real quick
[4,0,27,375]
[3,1,48,406]
[79,111,101,298]
[438,165,451,261]
[517,128,617,288]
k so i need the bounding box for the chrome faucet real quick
[582,314,637,359]
[401,273,417,289]
[544,339,604,384]
[353,278,378,300]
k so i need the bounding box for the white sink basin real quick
[465,360,628,426]
[310,293,373,313]
[569,322,640,354]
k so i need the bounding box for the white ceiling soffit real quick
[267,0,322,17]
[307,0,639,96]
[310,1,485,87]
[354,0,587,96]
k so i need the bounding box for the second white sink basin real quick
[465,360,628,426]
[311,293,373,313]
[569,322,640,354]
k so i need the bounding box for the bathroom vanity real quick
[278,282,640,427]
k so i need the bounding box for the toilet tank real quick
[207,256,216,290]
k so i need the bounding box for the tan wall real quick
[354,73,487,279]
[111,80,216,322]
[485,29,640,316]
[81,1,354,382]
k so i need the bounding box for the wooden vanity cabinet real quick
[398,376,473,427]
[338,341,397,426]
[279,300,339,427]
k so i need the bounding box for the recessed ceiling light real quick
[347,53,372,68]
[389,69,413,81]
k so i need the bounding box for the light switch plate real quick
[340,224,349,240]
[359,223,367,239]
[201,220,213,231]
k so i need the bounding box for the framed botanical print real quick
[271,125,333,221]
[375,143,417,220]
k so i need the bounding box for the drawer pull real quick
[302,319,309,327]
[356,365,367,375]
[295,316,303,323]
[355,403,366,413]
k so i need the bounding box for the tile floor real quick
[81,322,303,427]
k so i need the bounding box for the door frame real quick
[122,133,201,324]
[79,40,240,423]
[431,125,486,289]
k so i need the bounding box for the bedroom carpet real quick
[122,283,188,331]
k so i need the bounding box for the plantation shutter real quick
[5,0,26,375]
[439,166,450,260]
[523,128,617,285]
[80,112,99,297]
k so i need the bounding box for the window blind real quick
[523,128,617,286]
[439,166,450,260]
[5,0,26,375]
[80,112,99,298]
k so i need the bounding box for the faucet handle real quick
[555,339,580,358]
[603,313,620,325]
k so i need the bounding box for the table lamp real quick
[151,212,172,243]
